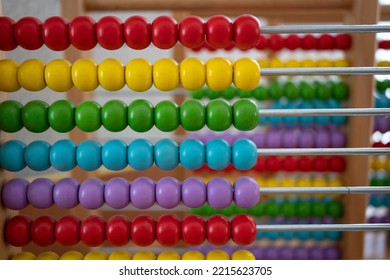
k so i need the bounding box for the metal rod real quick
[262,25,390,34]
[261,67,390,76]
[261,186,390,195]
[257,148,390,156]
[259,108,390,116]
[256,224,390,232]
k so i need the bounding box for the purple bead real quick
[282,129,299,148]
[249,246,266,260]
[105,177,130,209]
[2,178,29,210]
[367,216,381,223]
[293,246,309,260]
[374,116,390,133]
[264,247,279,260]
[53,178,79,209]
[207,177,233,209]
[324,246,341,260]
[78,178,105,209]
[322,216,335,224]
[249,132,266,148]
[330,129,346,148]
[266,130,282,148]
[182,177,206,208]
[156,177,181,209]
[130,177,155,209]
[27,178,54,209]
[309,247,325,260]
[279,247,294,260]
[315,128,330,148]
[234,176,260,208]
[299,128,315,148]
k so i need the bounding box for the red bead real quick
[14,17,43,50]
[298,156,313,172]
[182,215,206,246]
[313,156,328,172]
[317,34,334,50]
[265,156,281,172]
[328,156,346,172]
[268,34,284,51]
[69,16,97,50]
[179,16,205,49]
[335,34,352,50]
[31,216,55,247]
[379,40,390,50]
[285,34,300,50]
[255,34,268,50]
[283,156,297,172]
[301,34,317,50]
[0,17,17,51]
[80,216,105,247]
[204,41,216,51]
[151,16,178,49]
[156,214,181,246]
[224,42,235,51]
[96,16,124,50]
[207,214,230,246]
[5,215,31,246]
[55,216,80,246]
[131,215,155,246]
[231,214,256,245]
[124,16,151,50]
[254,157,266,172]
[106,215,131,246]
[233,14,261,50]
[373,141,385,148]
[206,15,232,49]
[42,16,70,51]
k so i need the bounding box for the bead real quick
[180,57,205,90]
[108,251,132,260]
[156,214,180,246]
[48,100,75,133]
[232,98,258,131]
[206,99,232,131]
[180,99,206,131]
[206,250,230,260]
[43,16,70,51]
[156,177,181,209]
[157,251,181,260]
[233,15,260,50]
[98,58,125,91]
[17,59,45,91]
[50,139,77,171]
[96,16,124,50]
[181,215,206,246]
[231,250,255,260]
[131,215,155,247]
[5,215,31,246]
[1,178,29,210]
[53,178,80,209]
[128,139,154,171]
[233,58,260,91]
[231,214,256,245]
[76,140,102,171]
[130,177,155,209]
[332,81,349,101]
[106,215,131,246]
[206,57,233,91]
[12,251,36,260]
[69,16,97,50]
[84,252,107,260]
[207,214,230,246]
[0,59,20,92]
[318,34,334,50]
[60,251,84,260]
[124,16,151,49]
[14,17,43,50]
[21,100,49,133]
[27,178,54,209]
[101,100,127,132]
[55,216,80,246]
[24,140,51,171]
[152,16,178,49]
[232,139,257,170]
[301,34,317,50]
[75,101,102,132]
[127,100,154,132]
[285,34,300,50]
[335,34,351,49]
[153,58,179,91]
[31,216,55,247]
[181,178,207,208]
[126,59,152,92]
[0,140,26,172]
[154,139,179,170]
[182,250,205,260]
[37,252,59,260]
[179,16,205,48]
[105,177,130,209]
[133,251,156,260]
[102,139,127,170]
[207,177,233,209]
[206,138,231,170]
[0,17,17,50]
[0,100,23,132]
[234,176,260,208]
[78,178,105,209]
[45,59,73,92]
[71,58,98,91]
[180,139,205,170]
[268,34,284,51]
[206,15,232,48]
[80,215,105,247]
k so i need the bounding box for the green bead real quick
[221,205,234,216]
[265,201,280,217]
[180,99,205,131]
[206,99,232,131]
[375,79,389,94]
[248,203,265,217]
[222,87,236,100]
[75,101,101,132]
[206,88,221,99]
[296,201,311,218]
[154,100,179,132]
[238,90,252,98]
[281,201,295,218]
[48,100,75,133]
[268,80,283,100]
[312,202,326,218]
[232,98,258,131]
[326,200,343,218]
[284,81,299,100]
[128,99,154,132]
[191,89,204,99]
[300,81,315,100]
[252,85,268,100]
[0,100,23,132]
[315,82,332,100]
[332,81,349,101]
[22,100,49,133]
[101,100,127,132]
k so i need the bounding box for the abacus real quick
[1,0,390,261]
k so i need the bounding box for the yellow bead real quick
[36,251,60,260]
[206,250,230,260]
[206,57,233,91]
[233,58,260,91]
[11,251,36,260]
[126,58,152,92]
[133,251,156,260]
[108,250,132,260]
[60,251,84,260]
[317,59,332,67]
[328,177,343,187]
[371,156,384,171]
[265,177,280,188]
[45,59,73,92]
[285,59,300,68]
[17,59,46,91]
[334,59,350,67]
[269,57,284,68]
[281,177,296,187]
[84,251,107,260]
[296,177,311,187]
[182,250,205,260]
[384,156,390,172]
[157,251,181,260]
[377,61,390,67]
[72,58,98,91]
[98,58,125,91]
[180,57,205,90]
[153,58,179,91]
[231,250,255,260]
[257,59,269,68]
[301,59,316,68]
[0,59,20,92]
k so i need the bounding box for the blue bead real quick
[180,139,205,170]
[268,102,282,126]
[266,231,280,240]
[326,231,341,241]
[295,231,310,240]
[102,140,127,170]
[280,231,294,240]
[24,140,50,171]
[313,100,330,126]
[327,99,347,125]
[77,140,102,171]
[232,138,257,170]
[256,231,266,239]
[50,139,76,171]
[154,139,179,170]
[0,140,26,171]
[128,139,153,171]
[298,101,314,126]
[206,138,231,170]
[311,231,326,241]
